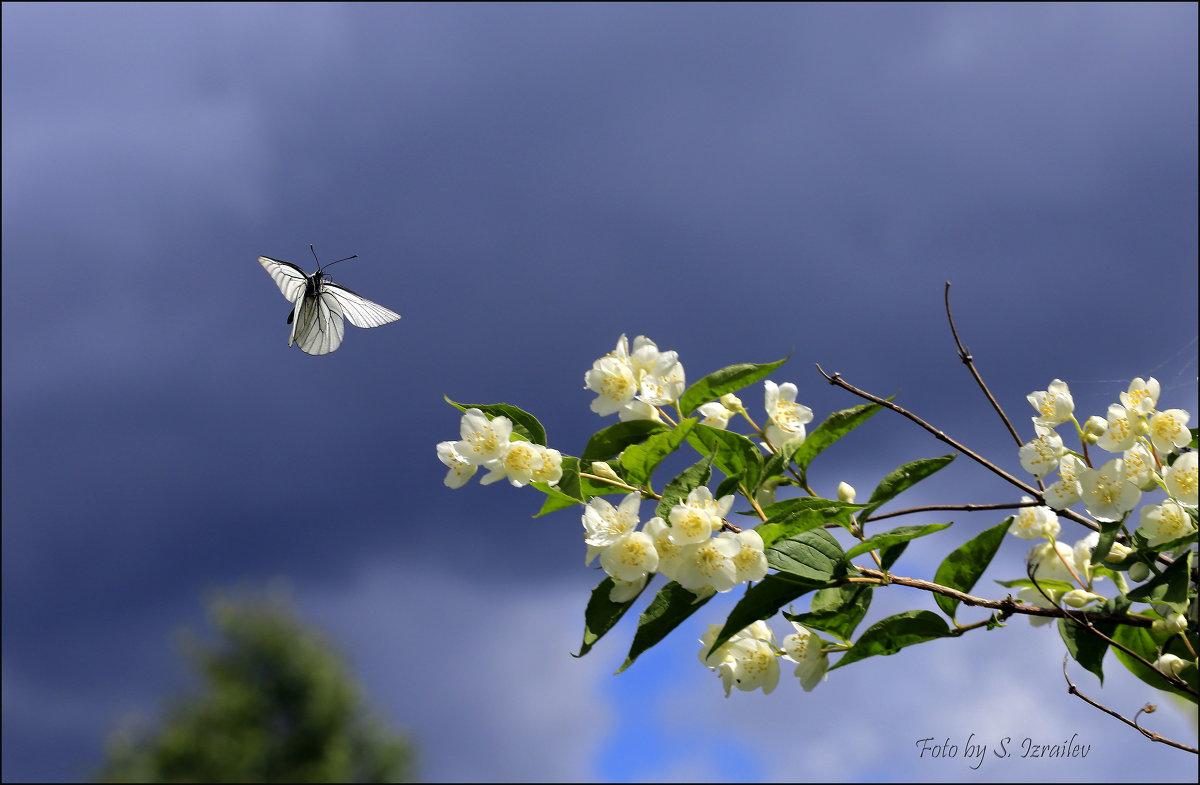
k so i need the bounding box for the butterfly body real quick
[259,252,401,355]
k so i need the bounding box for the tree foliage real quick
[96,594,414,783]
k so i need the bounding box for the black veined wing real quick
[259,247,401,356]
[289,287,347,355]
[258,255,308,303]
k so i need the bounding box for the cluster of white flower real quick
[1017,377,1195,538]
[581,488,769,602]
[442,334,834,696]
[437,408,563,489]
[1011,377,1196,618]
[584,334,686,422]
[698,620,829,697]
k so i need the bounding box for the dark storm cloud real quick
[4,3,1197,781]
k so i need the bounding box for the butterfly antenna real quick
[310,244,358,272]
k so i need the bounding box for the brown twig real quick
[944,282,1025,448]
[1062,657,1198,754]
[863,500,1039,523]
[815,364,1101,534]
[849,567,1153,627]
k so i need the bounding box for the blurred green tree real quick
[96,593,414,782]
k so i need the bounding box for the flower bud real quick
[1061,590,1102,608]
[837,482,856,504]
[756,478,782,509]
[1083,415,1107,437]
[1128,561,1150,582]
[1153,612,1188,635]
[719,393,743,412]
[1133,416,1150,437]
[1104,542,1132,563]
[1154,653,1186,678]
[590,461,622,483]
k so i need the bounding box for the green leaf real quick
[766,528,848,584]
[755,498,861,549]
[831,610,954,670]
[678,356,789,419]
[574,576,645,658]
[845,523,952,560]
[785,583,874,643]
[581,420,668,463]
[686,423,764,492]
[655,449,715,520]
[1126,549,1193,605]
[532,456,583,516]
[1112,624,1198,703]
[707,573,826,656]
[788,403,883,476]
[1089,520,1122,566]
[444,398,547,445]
[617,582,713,673]
[933,518,1009,620]
[620,419,697,487]
[1058,595,1129,685]
[857,455,956,521]
[878,542,908,571]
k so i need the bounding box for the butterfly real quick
[259,246,401,355]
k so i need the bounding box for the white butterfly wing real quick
[290,290,346,355]
[259,256,309,303]
[324,282,402,328]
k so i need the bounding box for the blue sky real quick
[3,3,1197,781]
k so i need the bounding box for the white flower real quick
[700,623,780,697]
[1095,404,1137,453]
[781,622,829,691]
[1017,586,1060,627]
[727,530,768,584]
[1120,377,1160,416]
[530,446,563,486]
[637,351,686,407]
[1138,500,1195,547]
[1148,409,1192,455]
[600,530,659,582]
[697,401,734,429]
[667,487,734,545]
[1164,451,1198,507]
[675,537,740,593]
[585,350,637,416]
[1027,540,1079,583]
[1019,431,1065,478]
[1009,498,1060,540]
[436,441,477,488]
[457,409,512,465]
[763,381,813,445]
[628,335,666,380]
[1079,458,1141,522]
[1044,453,1085,510]
[581,493,641,565]
[643,517,686,581]
[837,482,856,503]
[480,440,543,487]
[1122,443,1158,491]
[608,574,648,603]
[1028,379,1075,433]
[617,399,663,422]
